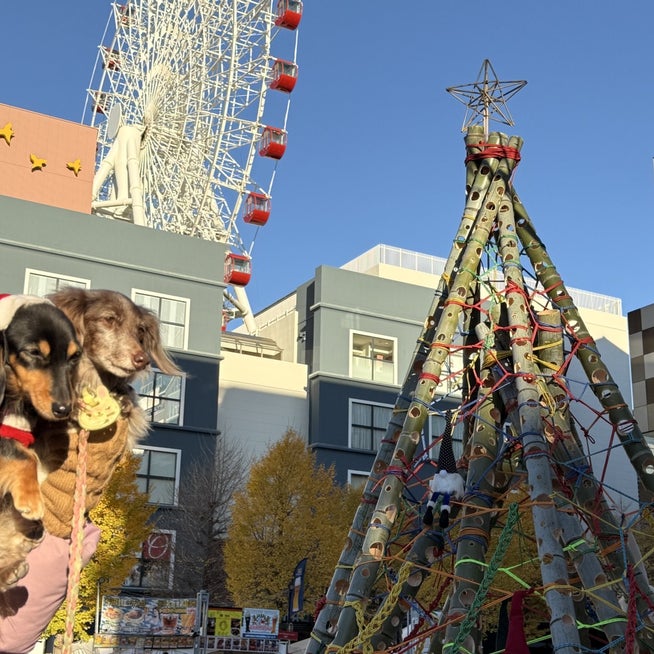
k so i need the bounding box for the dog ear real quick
[47,288,89,341]
[139,309,182,376]
[0,295,51,406]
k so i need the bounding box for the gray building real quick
[0,195,226,593]
[249,244,638,506]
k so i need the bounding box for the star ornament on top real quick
[446,59,527,138]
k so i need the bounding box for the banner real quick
[288,558,307,616]
[207,607,243,636]
[242,608,280,639]
[99,596,197,636]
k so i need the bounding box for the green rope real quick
[446,502,520,654]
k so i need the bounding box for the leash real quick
[62,427,89,654]
[61,385,120,652]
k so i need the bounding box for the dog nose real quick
[52,402,72,419]
[133,351,149,370]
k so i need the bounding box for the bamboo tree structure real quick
[307,126,504,654]
[324,133,520,654]
[308,63,654,654]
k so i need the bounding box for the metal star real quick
[446,59,527,139]
[30,153,47,171]
[66,159,83,177]
[0,122,14,145]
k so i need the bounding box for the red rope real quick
[464,143,522,164]
[625,564,637,653]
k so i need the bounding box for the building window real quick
[350,400,393,451]
[133,289,189,350]
[124,530,175,589]
[348,470,370,489]
[134,446,181,506]
[133,369,185,425]
[24,269,89,296]
[350,332,396,384]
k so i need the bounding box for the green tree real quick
[224,430,357,615]
[44,454,155,641]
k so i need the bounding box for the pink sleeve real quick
[0,522,100,653]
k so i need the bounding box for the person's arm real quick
[0,522,100,653]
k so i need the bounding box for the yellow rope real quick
[328,563,413,654]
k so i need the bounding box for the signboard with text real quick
[99,596,197,636]
[241,608,280,640]
[207,607,243,636]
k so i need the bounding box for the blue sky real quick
[2,2,653,315]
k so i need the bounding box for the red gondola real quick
[94,92,108,115]
[224,253,252,286]
[259,126,287,160]
[118,4,133,25]
[243,192,271,226]
[274,0,303,30]
[270,59,298,93]
[103,47,121,70]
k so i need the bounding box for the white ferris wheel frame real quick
[84,0,298,262]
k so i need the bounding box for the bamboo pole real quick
[439,364,508,653]
[487,191,580,653]
[537,310,654,651]
[306,125,498,654]
[326,135,521,653]
[491,311,626,650]
[512,195,654,494]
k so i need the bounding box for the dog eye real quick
[22,347,43,360]
[69,350,82,366]
[102,315,117,326]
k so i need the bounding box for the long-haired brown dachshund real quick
[0,295,81,590]
[34,289,182,539]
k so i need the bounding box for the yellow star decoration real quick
[0,122,14,145]
[66,159,82,177]
[30,153,47,171]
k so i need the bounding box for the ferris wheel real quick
[83,0,303,333]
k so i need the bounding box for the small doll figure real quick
[423,415,464,529]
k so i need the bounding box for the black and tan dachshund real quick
[0,295,81,591]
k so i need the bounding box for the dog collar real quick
[0,423,35,447]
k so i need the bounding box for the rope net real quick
[310,129,654,654]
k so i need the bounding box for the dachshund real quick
[32,289,182,540]
[0,295,81,590]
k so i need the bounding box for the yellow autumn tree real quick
[224,430,357,616]
[43,453,155,641]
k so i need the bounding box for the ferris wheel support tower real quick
[84,0,303,334]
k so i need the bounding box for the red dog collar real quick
[0,423,35,447]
